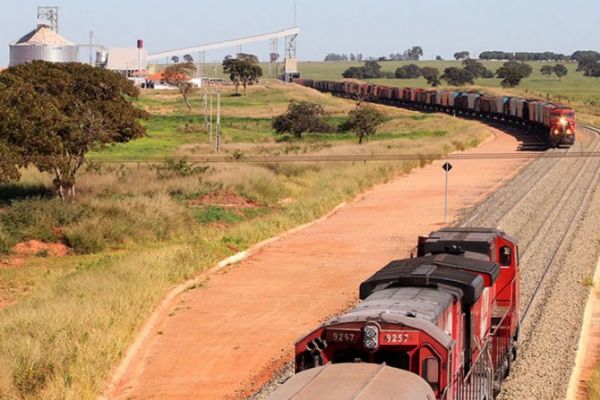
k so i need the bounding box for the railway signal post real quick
[442,162,453,222]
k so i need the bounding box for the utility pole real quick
[216,90,221,152]
[203,91,208,129]
[209,89,214,144]
[89,31,94,66]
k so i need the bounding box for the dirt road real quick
[107,127,532,400]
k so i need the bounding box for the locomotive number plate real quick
[381,331,418,345]
[326,330,360,344]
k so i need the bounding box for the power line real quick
[2,151,598,165]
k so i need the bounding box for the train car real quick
[292,79,576,147]
[281,228,519,400]
[269,363,435,400]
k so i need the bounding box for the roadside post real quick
[442,162,453,223]
[216,90,221,152]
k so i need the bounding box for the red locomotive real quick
[270,228,520,400]
[293,79,576,147]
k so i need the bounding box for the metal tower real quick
[37,6,59,32]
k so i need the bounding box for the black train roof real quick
[360,254,499,305]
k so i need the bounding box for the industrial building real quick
[9,24,78,67]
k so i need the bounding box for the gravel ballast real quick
[251,127,600,400]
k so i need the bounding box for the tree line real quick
[342,59,539,88]
[325,46,424,62]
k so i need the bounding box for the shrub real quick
[12,356,54,397]
[151,160,210,179]
[273,101,334,138]
[0,199,86,250]
[395,64,422,79]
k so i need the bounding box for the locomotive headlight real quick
[560,117,568,126]
[363,324,380,352]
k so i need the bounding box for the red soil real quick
[12,240,69,257]
[106,127,531,400]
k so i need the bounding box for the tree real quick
[405,46,423,61]
[496,61,533,87]
[395,64,422,79]
[344,104,384,144]
[222,53,263,95]
[463,59,493,79]
[540,65,554,77]
[163,62,197,111]
[342,61,383,79]
[441,67,474,86]
[553,64,568,81]
[0,61,146,199]
[357,54,363,62]
[435,55,443,61]
[170,56,179,64]
[183,54,194,63]
[349,53,356,61]
[272,101,334,138]
[454,51,470,60]
[324,53,348,61]
[421,66,441,87]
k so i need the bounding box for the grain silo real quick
[9,24,78,67]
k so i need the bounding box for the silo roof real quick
[11,25,75,46]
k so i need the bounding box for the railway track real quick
[461,125,600,399]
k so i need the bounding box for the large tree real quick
[463,59,493,78]
[395,64,422,79]
[163,62,197,111]
[540,65,554,77]
[222,53,263,95]
[0,61,147,199]
[496,61,533,87]
[421,66,441,87]
[454,51,470,60]
[553,64,568,81]
[344,104,384,144]
[441,67,475,86]
[272,101,333,138]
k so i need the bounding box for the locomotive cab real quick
[549,107,576,146]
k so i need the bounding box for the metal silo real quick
[9,25,78,67]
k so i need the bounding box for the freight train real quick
[293,79,576,147]
[270,228,520,400]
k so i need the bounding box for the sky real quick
[1,0,599,66]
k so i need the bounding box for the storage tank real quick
[9,25,78,66]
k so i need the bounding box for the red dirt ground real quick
[11,240,69,257]
[106,128,531,400]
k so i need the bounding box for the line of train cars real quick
[292,79,576,147]
[270,228,520,400]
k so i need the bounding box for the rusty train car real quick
[270,228,520,400]
[294,79,576,147]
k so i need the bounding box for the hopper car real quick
[294,79,576,147]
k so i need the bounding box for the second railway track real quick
[462,125,600,399]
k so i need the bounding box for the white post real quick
[444,167,449,223]
[216,91,221,152]
[209,90,213,144]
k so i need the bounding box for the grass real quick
[0,80,489,399]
